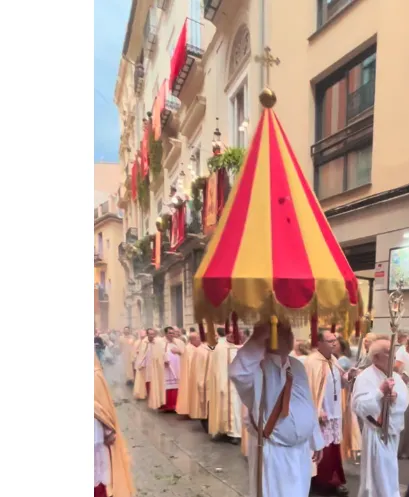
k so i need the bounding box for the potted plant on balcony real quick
[207,147,246,175]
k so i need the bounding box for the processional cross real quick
[255,47,280,87]
[254,47,280,108]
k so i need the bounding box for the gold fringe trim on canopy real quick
[194,284,363,346]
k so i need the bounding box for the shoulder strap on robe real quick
[249,365,293,438]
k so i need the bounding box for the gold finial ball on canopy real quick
[259,87,277,108]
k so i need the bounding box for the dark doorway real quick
[171,284,183,328]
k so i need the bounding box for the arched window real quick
[229,24,250,78]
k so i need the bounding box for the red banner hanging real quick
[170,205,186,251]
[151,231,162,269]
[141,125,150,178]
[169,20,187,92]
[204,172,218,235]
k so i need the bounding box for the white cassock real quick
[229,339,324,497]
[352,365,409,497]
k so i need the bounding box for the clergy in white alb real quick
[304,329,348,496]
[208,332,242,444]
[352,338,409,497]
[229,323,324,497]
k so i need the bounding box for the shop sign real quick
[374,262,386,289]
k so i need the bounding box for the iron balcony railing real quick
[186,18,203,58]
[134,63,144,95]
[160,94,181,129]
[143,8,158,54]
[347,79,375,121]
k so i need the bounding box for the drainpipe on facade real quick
[260,0,265,90]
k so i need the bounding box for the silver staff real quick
[380,279,405,444]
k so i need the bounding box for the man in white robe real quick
[208,331,242,444]
[352,338,409,497]
[229,322,324,497]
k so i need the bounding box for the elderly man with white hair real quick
[352,338,409,497]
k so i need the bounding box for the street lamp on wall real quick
[212,117,222,155]
[188,153,198,181]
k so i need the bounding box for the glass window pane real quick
[321,78,347,139]
[317,157,344,199]
[347,146,372,190]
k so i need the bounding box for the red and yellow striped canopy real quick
[194,104,361,329]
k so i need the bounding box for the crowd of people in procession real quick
[94,323,409,497]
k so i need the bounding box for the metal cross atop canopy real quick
[255,47,280,86]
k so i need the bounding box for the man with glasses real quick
[305,329,350,496]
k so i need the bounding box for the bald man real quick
[352,339,409,497]
[356,332,378,370]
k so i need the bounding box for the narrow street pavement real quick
[105,362,408,497]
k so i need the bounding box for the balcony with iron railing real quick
[161,93,182,131]
[169,18,204,98]
[311,114,374,167]
[134,63,145,96]
[347,79,375,122]
[143,8,158,56]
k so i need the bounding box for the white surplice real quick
[352,365,409,497]
[321,364,343,446]
[94,418,111,488]
[164,341,180,390]
[229,340,324,497]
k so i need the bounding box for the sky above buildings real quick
[94,0,131,163]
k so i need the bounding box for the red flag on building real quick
[169,20,187,92]
[170,205,186,251]
[204,172,218,235]
[152,231,162,269]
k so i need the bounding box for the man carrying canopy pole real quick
[229,322,324,497]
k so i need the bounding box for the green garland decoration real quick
[137,173,150,212]
[148,130,163,180]
[207,147,246,175]
[191,176,207,213]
